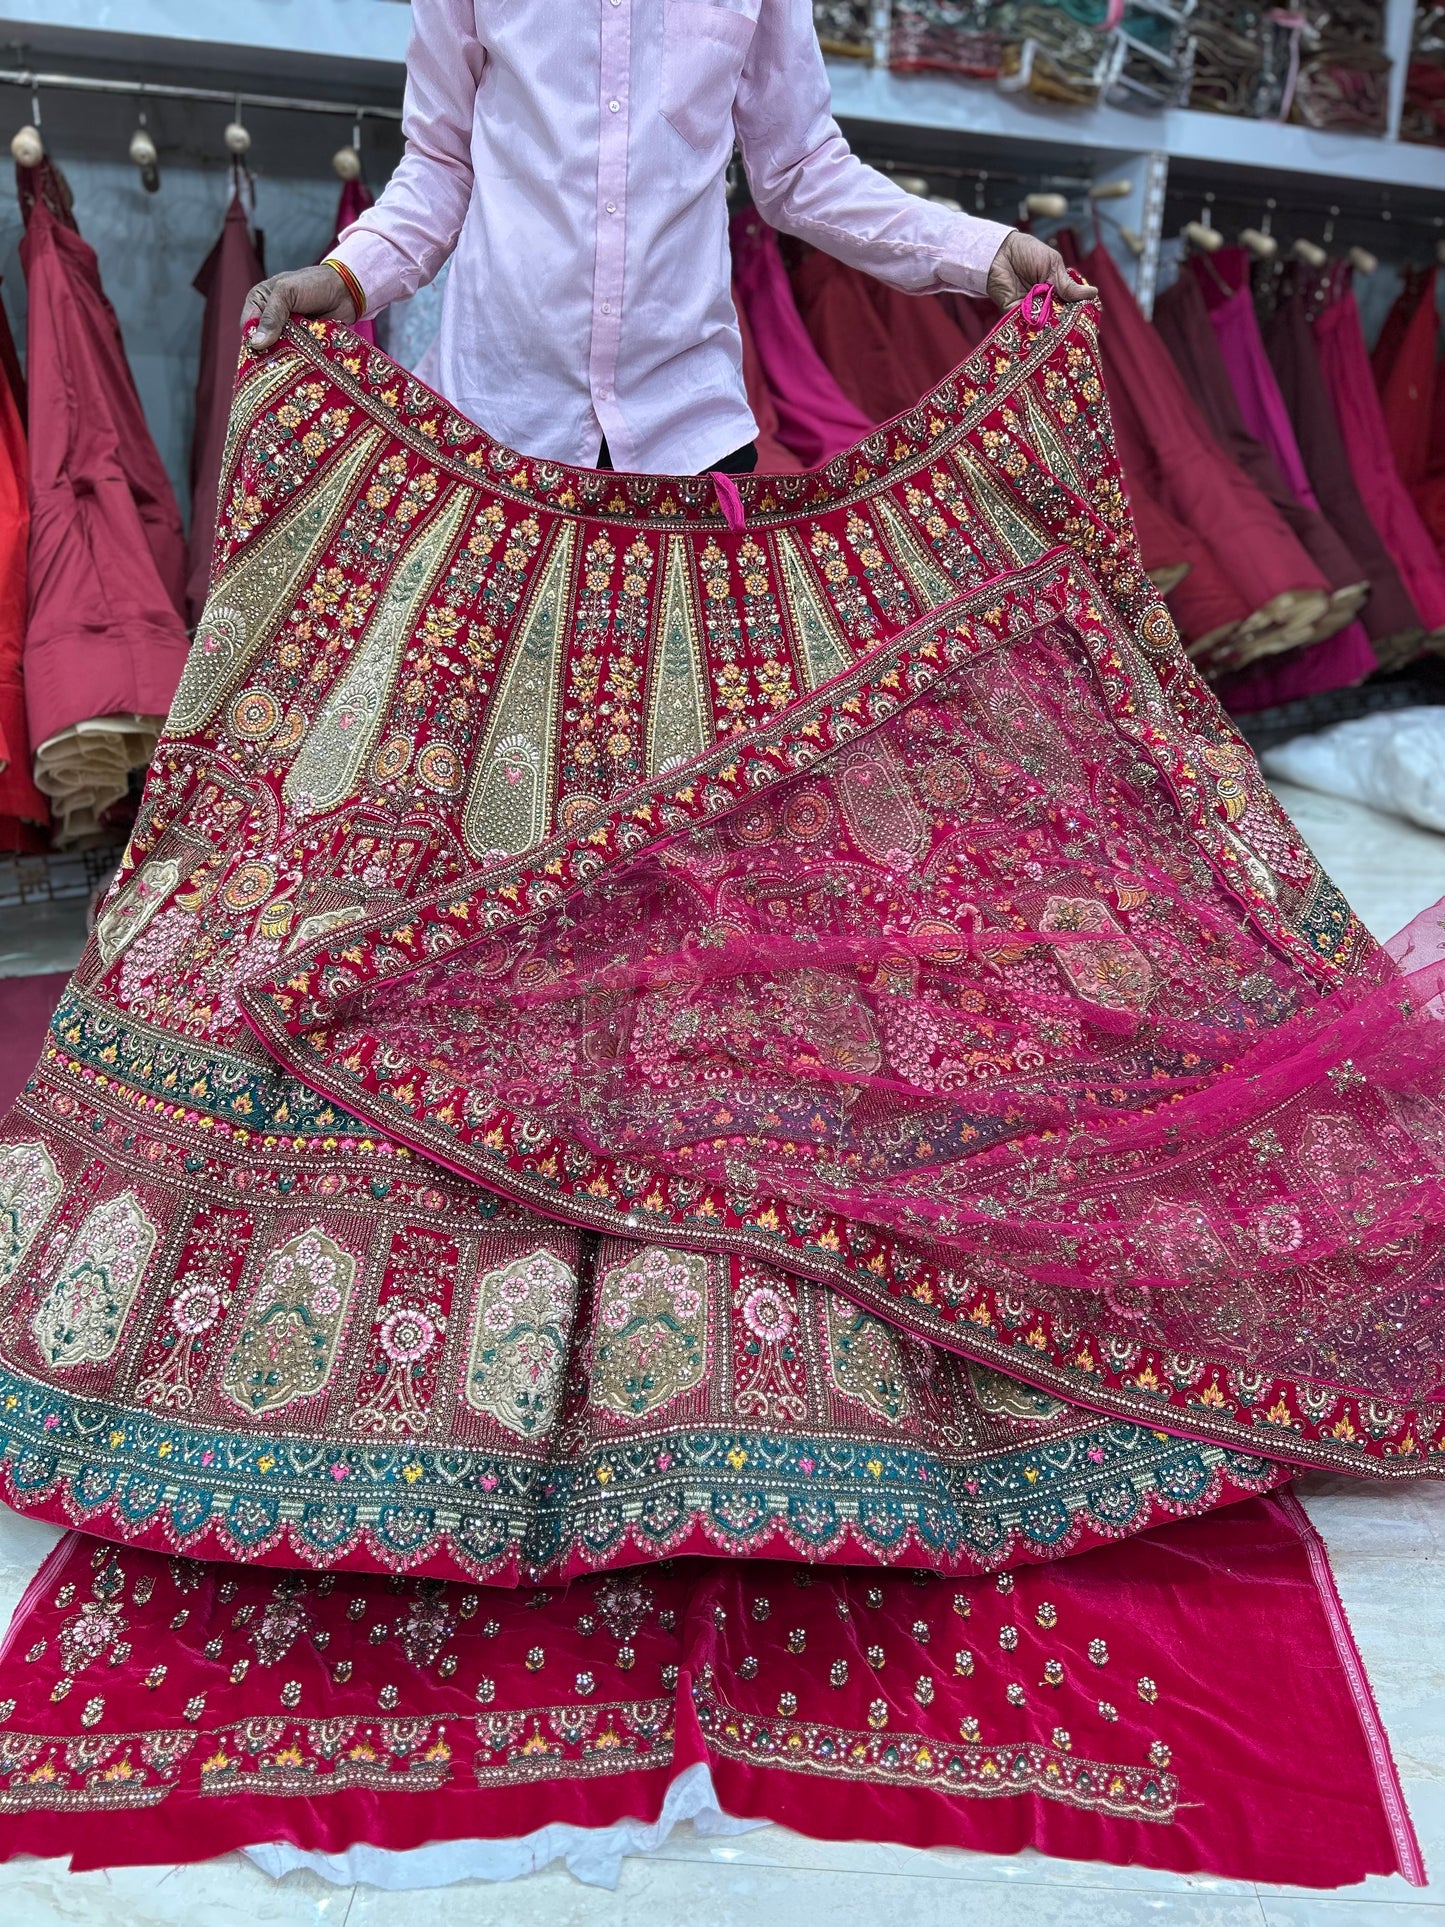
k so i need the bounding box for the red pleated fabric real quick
[18,175,189,763]
[733,291,802,474]
[728,215,873,466]
[1313,271,1445,634]
[1369,270,1422,391]
[187,191,265,625]
[1376,267,1439,492]
[1263,271,1424,652]
[788,247,971,425]
[328,176,378,344]
[1082,244,1330,655]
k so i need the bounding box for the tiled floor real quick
[0,783,1443,1925]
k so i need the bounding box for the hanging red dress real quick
[1312,267,1445,638]
[733,291,802,474]
[18,161,190,844]
[728,214,873,466]
[1376,266,1438,495]
[1263,269,1424,658]
[1082,243,1330,670]
[1369,269,1423,392]
[0,325,46,849]
[186,190,265,626]
[328,176,378,345]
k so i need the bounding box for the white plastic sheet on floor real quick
[1261,706,1445,834]
[243,1760,763,1891]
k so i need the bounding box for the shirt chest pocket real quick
[661,0,760,151]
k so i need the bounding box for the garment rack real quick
[0,66,403,122]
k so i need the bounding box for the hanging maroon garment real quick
[938,289,993,347]
[0,277,25,421]
[1263,270,1423,654]
[728,215,873,466]
[733,290,802,474]
[186,191,265,626]
[1154,268,1375,709]
[1154,269,1369,610]
[857,273,974,401]
[0,344,46,848]
[1081,243,1331,662]
[328,176,378,345]
[1313,268,1445,636]
[1377,267,1439,493]
[789,247,923,423]
[18,161,190,841]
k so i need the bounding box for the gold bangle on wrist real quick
[323,257,367,320]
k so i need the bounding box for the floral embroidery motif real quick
[0,1140,62,1288]
[221,1228,357,1416]
[589,1246,710,1419]
[30,1191,158,1370]
[463,1248,577,1438]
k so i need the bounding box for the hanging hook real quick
[1323,203,1338,248]
[225,94,252,157]
[129,84,160,192]
[12,77,43,167]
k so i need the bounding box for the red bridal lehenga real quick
[0,292,1436,1887]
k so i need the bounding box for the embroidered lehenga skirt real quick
[0,297,1439,1882]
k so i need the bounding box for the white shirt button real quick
[601,301,612,315]
[606,200,617,213]
[608,99,620,113]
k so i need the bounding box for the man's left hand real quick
[986,231,1098,310]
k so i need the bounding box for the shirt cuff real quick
[935,218,1015,300]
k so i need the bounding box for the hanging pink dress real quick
[728,214,873,467]
[1162,257,1375,709]
[733,292,802,474]
[1313,268,1445,635]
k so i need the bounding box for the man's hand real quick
[242,265,358,351]
[986,231,1098,311]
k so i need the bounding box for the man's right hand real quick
[242,265,358,351]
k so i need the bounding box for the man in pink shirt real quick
[245,0,1089,475]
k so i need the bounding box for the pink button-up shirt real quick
[332,0,1012,474]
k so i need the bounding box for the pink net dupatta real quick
[2,289,1444,1589]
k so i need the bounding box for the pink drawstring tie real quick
[710,469,747,532]
[1022,282,1057,327]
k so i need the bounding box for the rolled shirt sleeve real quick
[327,0,485,315]
[734,0,1014,299]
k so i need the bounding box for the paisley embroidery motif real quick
[221,1228,356,1416]
[284,487,471,816]
[462,520,576,860]
[825,1296,913,1426]
[646,538,712,776]
[95,857,185,967]
[1039,896,1154,1013]
[170,428,383,734]
[589,1246,710,1419]
[953,448,1051,565]
[0,1141,63,1289]
[463,1247,577,1438]
[836,738,928,868]
[776,528,851,688]
[30,1191,158,1370]
[966,1362,1068,1424]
